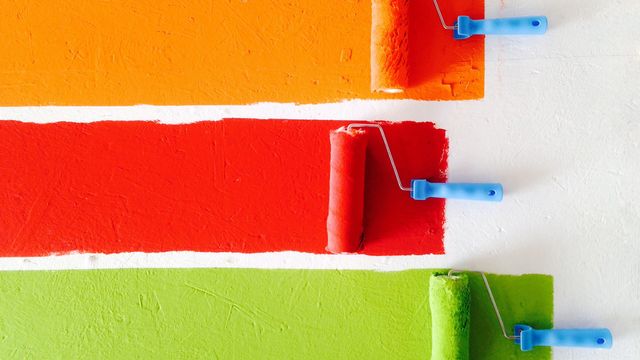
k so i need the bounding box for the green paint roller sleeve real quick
[429,273,471,360]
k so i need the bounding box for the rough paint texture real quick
[0,0,483,105]
[430,274,470,360]
[0,269,552,359]
[370,0,409,92]
[0,119,447,256]
[327,128,368,253]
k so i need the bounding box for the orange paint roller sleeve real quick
[370,0,410,93]
[326,128,368,254]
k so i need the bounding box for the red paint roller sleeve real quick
[370,0,410,93]
[326,128,368,253]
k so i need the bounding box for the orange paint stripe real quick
[0,0,483,105]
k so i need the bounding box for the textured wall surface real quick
[0,0,483,103]
[0,120,447,256]
[0,0,638,359]
[0,269,552,359]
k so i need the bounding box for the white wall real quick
[0,0,638,358]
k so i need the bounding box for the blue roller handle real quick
[515,325,613,351]
[410,179,503,201]
[454,16,548,39]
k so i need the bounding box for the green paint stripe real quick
[0,269,552,359]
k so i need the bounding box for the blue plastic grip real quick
[514,325,613,351]
[454,16,548,39]
[410,180,503,202]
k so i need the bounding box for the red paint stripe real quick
[0,119,447,256]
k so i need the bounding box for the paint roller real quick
[327,127,368,253]
[432,0,548,40]
[370,0,410,93]
[326,123,503,254]
[429,272,471,359]
[370,0,548,92]
[428,271,612,359]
